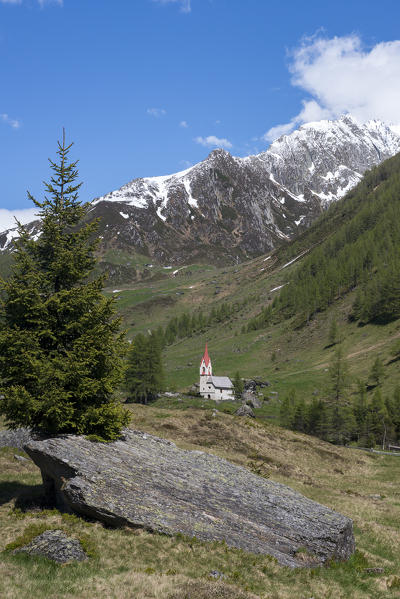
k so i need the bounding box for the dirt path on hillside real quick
[284,329,400,377]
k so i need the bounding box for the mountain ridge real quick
[1,114,399,266]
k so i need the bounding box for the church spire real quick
[200,342,212,376]
[202,342,210,367]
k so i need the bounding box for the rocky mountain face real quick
[251,116,400,205]
[1,115,399,265]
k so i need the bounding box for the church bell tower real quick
[199,342,212,394]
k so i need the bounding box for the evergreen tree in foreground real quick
[0,132,130,439]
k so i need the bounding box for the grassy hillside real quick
[108,155,400,416]
[1,407,400,598]
[105,246,400,409]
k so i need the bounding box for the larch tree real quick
[328,346,350,404]
[328,318,338,347]
[0,132,130,440]
[369,356,385,387]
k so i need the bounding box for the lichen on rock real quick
[24,429,355,568]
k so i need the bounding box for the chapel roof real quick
[206,375,233,389]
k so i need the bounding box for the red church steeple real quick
[200,342,212,376]
[202,342,210,367]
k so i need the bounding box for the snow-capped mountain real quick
[250,115,400,204]
[1,115,400,265]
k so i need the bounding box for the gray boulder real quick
[235,404,255,417]
[24,430,355,568]
[244,379,270,392]
[14,529,88,563]
[242,392,262,409]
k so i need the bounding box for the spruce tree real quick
[233,372,244,400]
[0,132,130,439]
[279,389,296,430]
[125,333,164,404]
[292,398,306,433]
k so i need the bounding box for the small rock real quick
[364,567,384,574]
[208,570,226,579]
[14,454,30,464]
[241,391,255,402]
[14,529,88,563]
[368,494,383,500]
[235,405,255,418]
[242,393,262,409]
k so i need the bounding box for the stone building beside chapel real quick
[199,343,234,400]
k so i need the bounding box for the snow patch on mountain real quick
[92,115,400,222]
[1,230,19,250]
[2,114,400,266]
[254,114,400,207]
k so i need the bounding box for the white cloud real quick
[0,0,22,4]
[263,121,295,143]
[1,113,21,129]
[153,0,191,13]
[194,135,232,150]
[264,35,400,142]
[0,208,38,233]
[147,107,167,118]
[179,120,188,128]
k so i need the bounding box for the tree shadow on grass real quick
[0,480,48,511]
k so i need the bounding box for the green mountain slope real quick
[274,153,400,326]
[110,153,400,418]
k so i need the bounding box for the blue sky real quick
[1,0,400,227]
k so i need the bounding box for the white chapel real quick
[199,343,234,401]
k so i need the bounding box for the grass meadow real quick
[1,405,400,599]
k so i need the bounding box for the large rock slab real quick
[24,429,355,567]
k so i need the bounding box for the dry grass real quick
[1,409,400,598]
